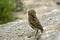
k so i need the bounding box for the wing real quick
[28,14,44,32]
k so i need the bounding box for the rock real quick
[0,0,60,40]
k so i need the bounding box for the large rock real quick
[0,9,60,40]
[0,0,60,40]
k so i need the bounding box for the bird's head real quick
[28,9,36,16]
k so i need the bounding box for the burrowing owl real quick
[28,9,44,37]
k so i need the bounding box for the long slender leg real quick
[35,29,38,37]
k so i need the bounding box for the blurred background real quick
[0,0,60,24]
[0,0,60,40]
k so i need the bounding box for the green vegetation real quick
[0,0,23,24]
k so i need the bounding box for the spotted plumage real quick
[28,10,44,38]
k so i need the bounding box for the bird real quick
[28,9,44,37]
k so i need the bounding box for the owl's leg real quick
[35,29,38,37]
[35,30,42,40]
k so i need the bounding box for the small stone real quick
[18,35,23,37]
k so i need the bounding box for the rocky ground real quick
[0,0,60,40]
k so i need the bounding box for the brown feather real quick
[28,9,44,33]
